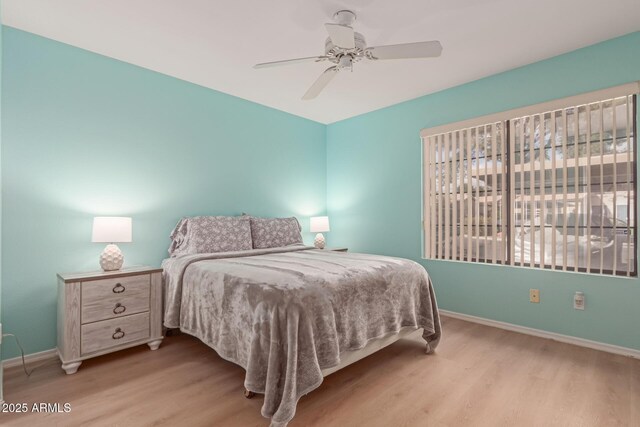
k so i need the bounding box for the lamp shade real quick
[310,216,330,233]
[92,217,132,243]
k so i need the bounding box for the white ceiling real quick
[3,0,639,124]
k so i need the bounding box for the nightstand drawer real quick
[82,275,150,324]
[81,312,150,355]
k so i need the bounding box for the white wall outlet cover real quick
[574,291,585,310]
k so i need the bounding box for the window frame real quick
[421,82,640,277]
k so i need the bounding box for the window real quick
[422,84,638,276]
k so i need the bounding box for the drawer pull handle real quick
[112,328,125,340]
[113,303,126,315]
[112,283,126,293]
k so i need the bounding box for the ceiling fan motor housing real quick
[324,32,367,68]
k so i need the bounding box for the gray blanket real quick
[163,245,441,426]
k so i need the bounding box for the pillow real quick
[168,218,189,255]
[249,216,303,249]
[168,216,253,255]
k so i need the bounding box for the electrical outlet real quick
[529,289,540,303]
[574,291,585,310]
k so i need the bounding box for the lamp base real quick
[314,233,326,249]
[100,244,124,271]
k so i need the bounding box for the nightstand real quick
[324,247,348,252]
[57,266,164,374]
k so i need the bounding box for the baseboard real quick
[3,312,640,369]
[2,348,58,370]
[440,309,640,359]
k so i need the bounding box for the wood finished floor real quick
[2,316,640,427]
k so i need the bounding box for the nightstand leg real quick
[61,361,82,375]
[148,339,163,351]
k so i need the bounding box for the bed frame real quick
[243,327,422,398]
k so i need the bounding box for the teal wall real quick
[327,31,640,350]
[1,28,326,358]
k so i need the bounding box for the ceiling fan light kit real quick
[254,10,443,100]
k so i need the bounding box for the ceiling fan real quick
[254,10,443,100]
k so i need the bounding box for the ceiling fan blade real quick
[254,56,328,69]
[325,23,355,49]
[367,41,443,60]
[302,66,338,100]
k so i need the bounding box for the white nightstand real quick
[324,247,348,252]
[57,266,164,374]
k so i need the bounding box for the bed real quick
[162,217,441,427]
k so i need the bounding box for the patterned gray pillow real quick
[249,217,303,249]
[169,216,253,255]
[168,218,189,255]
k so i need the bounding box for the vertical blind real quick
[422,90,637,276]
[423,122,507,264]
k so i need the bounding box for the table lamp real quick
[310,216,330,249]
[92,217,132,271]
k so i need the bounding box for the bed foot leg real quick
[244,389,256,399]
